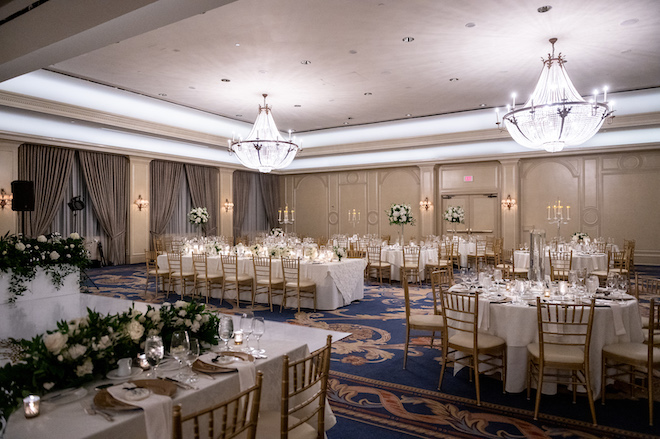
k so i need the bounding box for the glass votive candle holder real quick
[136,353,150,370]
[233,330,244,345]
[23,395,40,418]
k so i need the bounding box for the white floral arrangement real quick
[269,245,291,258]
[333,246,347,261]
[188,207,209,226]
[249,243,263,256]
[270,227,284,237]
[386,203,415,226]
[443,206,465,224]
[571,232,590,244]
[304,245,318,260]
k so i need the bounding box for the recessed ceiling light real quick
[349,50,358,54]
[621,49,632,54]
[221,78,230,82]
[294,105,301,107]
[402,37,414,43]
[158,93,167,96]
[259,70,267,74]
[364,92,372,96]
[173,49,180,52]
[343,122,350,125]
[235,114,242,117]
[189,86,196,89]
[449,78,459,82]
[537,5,552,13]
[620,18,639,26]
[347,117,354,120]
[301,60,311,65]
[465,22,476,28]
[406,114,412,117]
[235,43,240,46]
[479,103,487,107]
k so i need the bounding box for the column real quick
[498,159,520,250]
[417,165,436,237]
[128,156,151,264]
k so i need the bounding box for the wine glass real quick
[219,315,234,351]
[170,331,190,379]
[183,338,200,383]
[606,273,620,292]
[251,317,265,356]
[568,270,578,289]
[240,312,254,353]
[144,335,164,378]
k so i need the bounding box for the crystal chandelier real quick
[228,94,301,173]
[499,38,613,153]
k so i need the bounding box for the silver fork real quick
[80,401,114,422]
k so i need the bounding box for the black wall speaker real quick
[68,196,85,211]
[11,180,35,212]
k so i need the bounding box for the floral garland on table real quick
[0,300,220,418]
[571,232,590,244]
[0,232,90,303]
[333,246,347,261]
[386,204,415,226]
[443,206,465,224]
[188,207,209,226]
[269,245,292,258]
[270,227,284,237]
[304,245,318,260]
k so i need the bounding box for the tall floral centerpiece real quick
[386,203,415,245]
[188,207,209,236]
[571,232,590,244]
[443,206,465,235]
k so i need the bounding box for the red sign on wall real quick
[464,176,473,182]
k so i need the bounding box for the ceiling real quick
[38,0,660,132]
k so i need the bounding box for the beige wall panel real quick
[521,159,579,241]
[0,141,19,235]
[379,168,420,242]
[339,171,367,235]
[440,163,499,193]
[293,174,329,239]
[366,171,380,235]
[128,156,151,263]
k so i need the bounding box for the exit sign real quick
[464,176,473,182]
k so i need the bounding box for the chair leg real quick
[649,367,654,426]
[474,356,482,406]
[438,345,448,391]
[403,327,410,369]
[534,362,544,420]
[601,357,607,406]
[584,368,597,425]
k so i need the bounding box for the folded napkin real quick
[478,297,491,330]
[198,353,256,391]
[448,284,469,293]
[107,383,172,439]
[608,302,627,336]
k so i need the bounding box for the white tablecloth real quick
[0,267,80,304]
[157,255,366,310]
[381,247,437,281]
[457,241,475,268]
[514,251,607,275]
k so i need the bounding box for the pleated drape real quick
[184,164,219,236]
[259,173,281,230]
[232,171,253,242]
[150,160,184,245]
[78,151,129,265]
[18,144,75,237]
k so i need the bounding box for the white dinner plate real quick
[106,367,143,380]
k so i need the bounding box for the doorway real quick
[441,194,499,236]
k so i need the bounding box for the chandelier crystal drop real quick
[502,38,613,153]
[228,94,301,173]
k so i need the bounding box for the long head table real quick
[157,254,366,310]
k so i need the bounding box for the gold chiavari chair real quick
[256,336,332,439]
[281,257,317,312]
[381,235,391,245]
[527,298,597,425]
[548,250,573,281]
[402,269,445,369]
[145,249,170,296]
[424,241,453,284]
[192,253,223,303]
[633,274,660,330]
[220,255,255,308]
[346,248,366,259]
[438,288,507,406]
[252,256,283,312]
[595,241,607,254]
[402,246,421,286]
[167,252,196,299]
[592,249,630,283]
[153,236,165,254]
[467,239,487,271]
[601,298,660,426]
[366,246,391,284]
[624,239,636,274]
[172,371,263,439]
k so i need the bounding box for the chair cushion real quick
[257,410,318,439]
[148,269,169,275]
[449,332,505,350]
[403,263,419,269]
[590,270,608,277]
[370,262,391,268]
[196,273,222,281]
[286,279,316,288]
[410,314,444,329]
[527,343,585,365]
[257,277,284,286]
[641,315,649,328]
[226,274,252,282]
[603,342,660,363]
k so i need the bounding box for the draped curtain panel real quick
[185,164,219,236]
[79,151,129,265]
[18,144,75,237]
[150,160,184,246]
[232,171,253,242]
[259,173,281,230]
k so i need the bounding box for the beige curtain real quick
[185,164,219,236]
[150,160,184,245]
[79,150,129,265]
[232,171,253,242]
[18,144,75,237]
[259,173,280,230]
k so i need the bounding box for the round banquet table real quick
[514,250,607,275]
[380,247,437,281]
[457,240,476,268]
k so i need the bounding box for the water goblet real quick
[219,315,234,351]
[144,335,164,378]
[606,273,620,292]
[618,277,629,297]
[568,270,578,289]
[251,317,266,356]
[240,312,254,353]
[170,331,190,379]
[183,338,200,383]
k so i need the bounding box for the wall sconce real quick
[501,194,516,210]
[224,198,234,212]
[419,197,432,211]
[134,195,149,211]
[0,188,12,210]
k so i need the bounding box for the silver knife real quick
[162,376,197,390]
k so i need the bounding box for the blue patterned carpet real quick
[84,264,660,438]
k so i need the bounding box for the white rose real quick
[184,319,192,327]
[70,232,80,240]
[68,344,87,360]
[70,244,75,249]
[57,355,64,362]
[44,332,68,354]
[15,242,25,251]
[98,335,112,350]
[37,235,47,243]
[174,301,187,308]
[50,251,60,260]
[195,314,202,321]
[190,321,201,333]
[43,382,55,390]
[126,320,145,341]
[76,357,94,377]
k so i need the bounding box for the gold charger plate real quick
[193,351,254,374]
[93,379,177,411]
